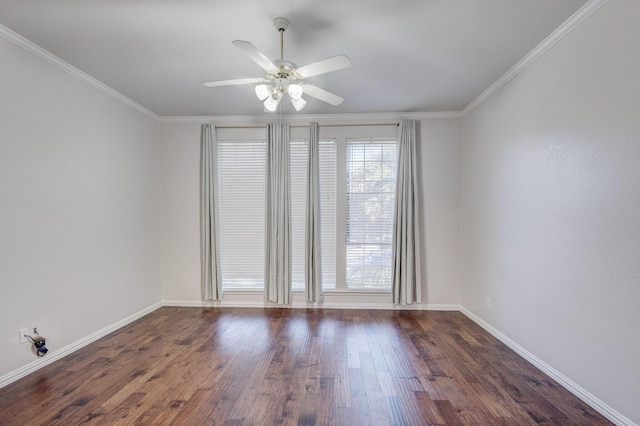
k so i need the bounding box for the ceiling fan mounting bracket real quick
[273,17,289,32]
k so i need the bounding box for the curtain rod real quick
[215,122,399,130]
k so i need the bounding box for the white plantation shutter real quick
[217,140,266,288]
[345,139,397,289]
[290,139,337,290]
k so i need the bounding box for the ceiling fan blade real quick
[296,55,351,78]
[203,77,269,87]
[300,83,344,106]
[232,40,279,73]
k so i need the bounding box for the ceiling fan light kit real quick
[203,17,351,112]
[255,84,272,101]
[287,84,303,100]
[263,92,282,112]
[290,96,307,112]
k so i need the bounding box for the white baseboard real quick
[2,300,631,425]
[459,307,635,426]
[0,299,458,388]
[162,299,461,311]
[0,301,163,389]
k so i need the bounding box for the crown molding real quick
[0,24,159,121]
[0,24,461,125]
[157,111,464,125]
[461,0,608,115]
[2,0,606,123]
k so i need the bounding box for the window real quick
[215,129,396,293]
[345,140,397,289]
[290,140,337,290]
[217,141,265,288]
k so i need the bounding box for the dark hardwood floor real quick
[0,307,611,425]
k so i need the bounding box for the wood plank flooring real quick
[0,307,611,425]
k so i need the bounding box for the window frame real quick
[344,138,398,290]
[322,125,398,293]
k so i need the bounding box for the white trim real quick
[462,0,608,115]
[460,307,635,426]
[1,300,632,425]
[1,0,606,122]
[0,24,159,121]
[162,299,461,311]
[0,302,163,389]
[0,24,461,124]
[158,111,464,125]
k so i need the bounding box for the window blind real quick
[289,141,307,290]
[217,140,266,288]
[290,140,337,290]
[318,140,337,289]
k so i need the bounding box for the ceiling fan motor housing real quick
[270,60,299,82]
[275,78,289,91]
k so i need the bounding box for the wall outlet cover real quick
[19,328,29,344]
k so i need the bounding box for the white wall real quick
[460,0,640,423]
[159,118,462,307]
[158,122,202,301]
[0,36,162,378]
[2,1,637,421]
[418,119,462,305]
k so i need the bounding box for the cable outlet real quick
[19,328,29,344]
[485,297,491,308]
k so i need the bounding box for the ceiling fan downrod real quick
[273,17,289,61]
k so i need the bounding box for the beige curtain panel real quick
[264,123,292,304]
[392,119,422,304]
[305,122,323,302]
[200,123,223,300]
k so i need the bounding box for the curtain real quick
[200,123,223,300]
[392,119,422,305]
[305,122,323,302]
[265,123,292,304]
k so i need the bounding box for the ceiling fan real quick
[203,17,351,112]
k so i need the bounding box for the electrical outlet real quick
[19,328,29,344]
[485,297,491,308]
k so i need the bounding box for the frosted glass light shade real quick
[290,96,306,111]
[287,84,303,100]
[255,84,273,101]
[263,94,281,112]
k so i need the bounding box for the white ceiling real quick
[0,0,588,117]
